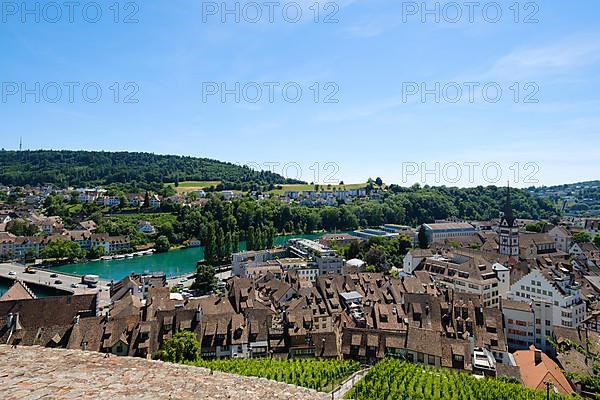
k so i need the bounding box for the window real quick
[417,353,424,363]
[545,320,551,326]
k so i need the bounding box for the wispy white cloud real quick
[480,34,600,81]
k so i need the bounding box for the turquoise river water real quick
[48,231,342,282]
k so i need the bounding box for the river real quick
[51,231,345,282]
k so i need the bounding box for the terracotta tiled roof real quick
[513,345,573,395]
[0,281,35,302]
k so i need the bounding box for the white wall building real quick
[403,249,433,274]
[501,298,554,353]
[549,226,573,253]
[316,255,344,276]
[507,268,586,329]
[231,250,272,277]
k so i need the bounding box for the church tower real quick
[499,184,519,257]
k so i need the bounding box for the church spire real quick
[501,182,515,227]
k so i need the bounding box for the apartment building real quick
[507,267,586,329]
[417,253,509,308]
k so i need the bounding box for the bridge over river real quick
[0,263,109,296]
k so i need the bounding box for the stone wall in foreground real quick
[0,346,329,400]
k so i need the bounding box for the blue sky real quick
[1,0,599,187]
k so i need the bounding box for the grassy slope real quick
[269,182,370,195]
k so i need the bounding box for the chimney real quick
[534,348,542,365]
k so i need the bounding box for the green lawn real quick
[66,204,83,213]
[107,212,177,226]
[169,181,221,193]
[269,182,371,195]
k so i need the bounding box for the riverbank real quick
[51,231,348,282]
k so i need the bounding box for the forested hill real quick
[0,150,302,188]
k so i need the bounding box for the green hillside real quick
[0,150,303,188]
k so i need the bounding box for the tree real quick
[215,227,225,260]
[247,226,256,251]
[525,221,545,233]
[395,234,413,255]
[155,235,171,253]
[594,234,600,248]
[42,239,82,260]
[154,331,200,363]
[191,264,216,295]
[203,224,217,265]
[573,232,592,244]
[364,247,387,271]
[418,225,429,249]
[375,177,383,187]
[118,194,128,209]
[6,219,39,236]
[231,231,240,253]
[87,245,106,260]
[345,240,361,259]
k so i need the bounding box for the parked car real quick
[8,271,16,276]
[70,283,78,288]
[54,280,63,285]
[50,273,58,278]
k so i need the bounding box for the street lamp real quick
[544,381,552,400]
